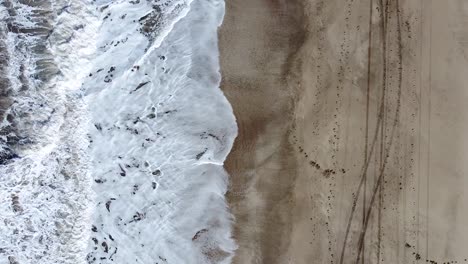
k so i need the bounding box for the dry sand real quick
[219,0,468,263]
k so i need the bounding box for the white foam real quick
[0,1,99,263]
[0,0,236,263]
[84,0,237,263]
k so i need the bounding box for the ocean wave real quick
[84,0,237,263]
[0,0,237,263]
[0,1,98,263]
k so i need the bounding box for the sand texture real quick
[219,0,468,263]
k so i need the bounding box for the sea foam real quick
[0,1,98,263]
[84,0,237,263]
[0,0,236,263]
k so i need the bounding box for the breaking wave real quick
[0,0,237,263]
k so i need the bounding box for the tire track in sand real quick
[339,0,406,262]
[355,1,403,262]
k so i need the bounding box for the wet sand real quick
[220,0,468,263]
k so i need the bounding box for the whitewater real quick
[0,0,237,263]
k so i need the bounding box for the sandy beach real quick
[219,0,468,263]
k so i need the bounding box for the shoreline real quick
[219,0,306,263]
